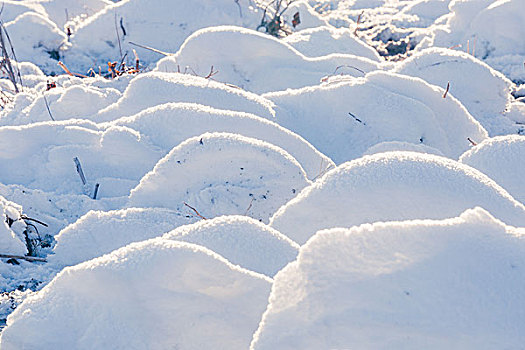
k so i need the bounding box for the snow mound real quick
[0,239,271,349]
[110,102,334,180]
[393,0,451,28]
[5,12,67,74]
[0,121,161,197]
[270,152,525,244]
[62,0,262,71]
[0,196,27,256]
[163,215,299,277]
[38,0,112,29]
[394,47,516,135]
[264,70,487,163]
[252,208,525,349]
[460,135,525,203]
[0,2,46,23]
[156,26,380,94]
[129,133,311,223]
[96,72,276,122]
[363,141,445,157]
[50,207,197,267]
[283,26,381,61]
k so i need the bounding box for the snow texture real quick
[0,196,27,256]
[271,151,525,244]
[264,70,487,163]
[460,135,525,203]
[0,240,272,350]
[129,132,311,223]
[50,207,197,268]
[253,208,525,349]
[163,215,299,277]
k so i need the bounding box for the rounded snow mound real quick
[0,121,161,197]
[394,47,516,135]
[265,70,487,163]
[61,0,262,71]
[50,207,197,268]
[129,132,311,223]
[96,72,276,122]
[252,208,525,349]
[110,102,334,180]
[270,151,525,244]
[460,135,525,203]
[0,195,27,256]
[156,26,380,94]
[283,26,381,61]
[163,215,299,277]
[0,239,271,350]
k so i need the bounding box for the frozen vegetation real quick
[0,0,524,348]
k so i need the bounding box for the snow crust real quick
[0,196,27,256]
[253,208,525,349]
[271,151,525,244]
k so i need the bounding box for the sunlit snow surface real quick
[0,0,524,347]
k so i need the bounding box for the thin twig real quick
[348,112,363,123]
[20,215,48,227]
[114,13,123,61]
[0,254,46,262]
[443,81,450,98]
[43,94,55,121]
[244,197,255,215]
[467,137,477,146]
[128,41,171,56]
[183,202,207,220]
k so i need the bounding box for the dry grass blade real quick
[184,202,207,220]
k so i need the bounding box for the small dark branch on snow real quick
[467,137,477,146]
[133,49,140,71]
[43,94,55,121]
[348,112,363,123]
[354,10,364,36]
[120,17,127,36]
[73,157,87,186]
[20,215,48,227]
[184,202,207,220]
[235,0,242,18]
[244,197,255,215]
[443,81,450,98]
[204,65,219,79]
[93,183,100,200]
[0,254,46,263]
[114,14,123,61]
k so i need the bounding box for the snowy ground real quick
[0,0,524,348]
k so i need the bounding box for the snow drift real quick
[110,102,334,180]
[156,26,380,94]
[129,133,311,223]
[50,207,197,267]
[270,151,525,244]
[0,240,272,349]
[264,70,487,163]
[252,208,525,349]
[460,135,525,203]
[163,215,299,277]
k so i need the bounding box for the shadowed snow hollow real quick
[252,208,525,349]
[110,102,334,180]
[50,207,197,268]
[394,48,516,135]
[96,72,276,122]
[128,133,311,223]
[460,135,525,203]
[155,26,380,94]
[264,70,487,163]
[0,240,271,350]
[270,152,525,244]
[163,215,299,277]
